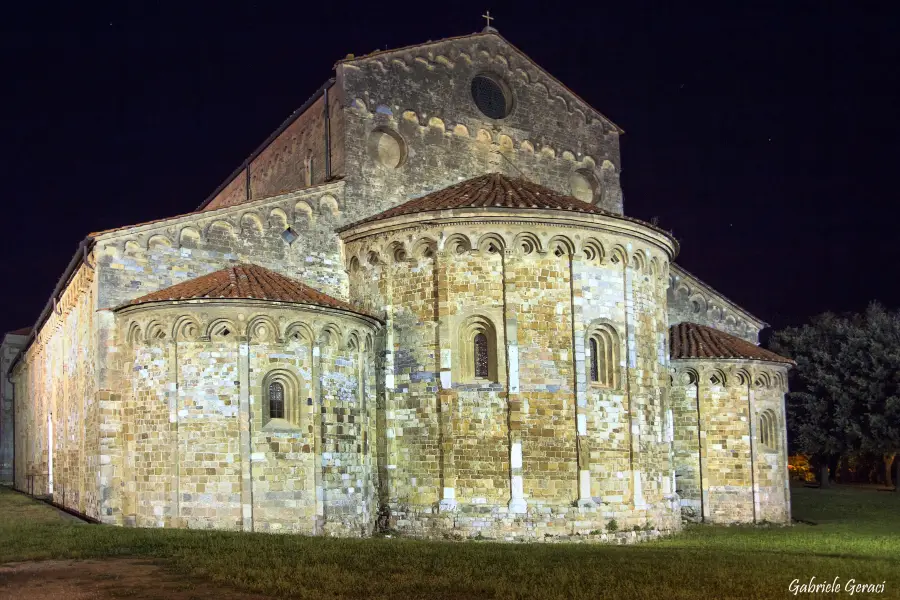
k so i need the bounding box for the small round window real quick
[569,169,599,203]
[471,74,513,119]
[367,127,406,168]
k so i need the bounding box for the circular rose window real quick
[569,169,599,203]
[367,127,406,168]
[471,74,513,119]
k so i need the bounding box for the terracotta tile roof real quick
[7,327,31,336]
[121,264,379,320]
[338,173,667,234]
[670,322,794,365]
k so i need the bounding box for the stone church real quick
[2,26,794,540]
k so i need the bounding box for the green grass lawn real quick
[0,485,897,599]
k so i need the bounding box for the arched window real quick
[759,409,777,450]
[587,324,620,388]
[474,332,489,378]
[269,381,285,419]
[262,369,305,427]
[455,315,500,383]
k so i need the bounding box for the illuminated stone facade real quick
[7,29,791,539]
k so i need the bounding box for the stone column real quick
[238,337,253,531]
[502,249,526,513]
[434,249,456,512]
[312,339,325,533]
[569,252,592,506]
[168,338,181,528]
[621,261,643,507]
[746,375,759,523]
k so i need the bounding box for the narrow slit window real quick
[474,332,489,379]
[269,381,285,419]
[589,337,599,382]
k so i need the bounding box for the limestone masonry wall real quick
[337,33,623,228]
[114,302,378,533]
[12,264,100,518]
[671,360,790,524]
[668,265,765,343]
[343,212,680,539]
[0,332,27,483]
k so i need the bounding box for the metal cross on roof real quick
[482,10,495,30]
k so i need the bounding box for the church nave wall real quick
[11,262,100,520]
[115,302,379,534]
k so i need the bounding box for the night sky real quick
[1,1,897,338]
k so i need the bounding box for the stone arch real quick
[677,367,700,386]
[649,257,661,276]
[124,240,142,255]
[284,321,315,345]
[476,129,493,143]
[498,134,514,151]
[774,371,787,391]
[207,318,239,341]
[443,233,472,255]
[453,124,469,137]
[755,371,773,389]
[548,234,575,257]
[261,367,306,427]
[457,314,500,382]
[630,251,646,273]
[585,321,622,388]
[318,322,343,348]
[520,140,534,153]
[707,368,727,386]
[689,294,708,316]
[294,200,314,227]
[268,208,289,230]
[758,408,778,449]
[513,231,542,255]
[734,368,752,387]
[145,320,167,341]
[205,220,236,240]
[709,304,724,322]
[178,226,201,249]
[609,244,628,266]
[476,232,506,255]
[319,195,340,217]
[147,234,173,251]
[239,212,265,236]
[411,236,437,259]
[387,240,409,263]
[348,256,360,273]
[581,237,605,263]
[366,250,383,267]
[126,321,142,345]
[247,315,280,343]
[345,329,361,352]
[172,315,201,341]
[427,117,445,132]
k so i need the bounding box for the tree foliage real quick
[771,303,900,485]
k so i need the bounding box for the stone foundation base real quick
[382,501,682,543]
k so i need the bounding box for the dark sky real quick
[1,1,897,337]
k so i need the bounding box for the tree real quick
[846,305,900,487]
[771,313,858,486]
[771,303,900,488]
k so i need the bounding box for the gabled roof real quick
[119,264,378,319]
[337,173,670,237]
[336,30,623,133]
[670,322,794,365]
